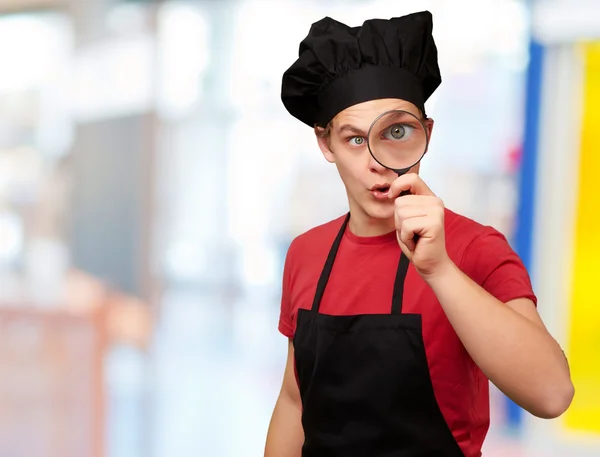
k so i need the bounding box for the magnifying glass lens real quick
[367,110,428,172]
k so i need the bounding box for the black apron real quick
[293,213,466,457]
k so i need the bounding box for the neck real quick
[347,211,395,238]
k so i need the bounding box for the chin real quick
[364,201,395,220]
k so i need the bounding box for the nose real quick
[368,152,388,174]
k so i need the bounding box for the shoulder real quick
[444,207,492,239]
[286,214,346,260]
[444,209,535,303]
[283,214,347,278]
[443,208,524,272]
[443,208,501,263]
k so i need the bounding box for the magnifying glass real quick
[366,110,429,195]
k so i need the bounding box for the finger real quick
[388,173,435,199]
[389,173,434,198]
[394,204,430,231]
[399,217,427,252]
[395,197,446,227]
[396,232,413,259]
[395,206,427,251]
[393,194,440,209]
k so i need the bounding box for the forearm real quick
[424,260,573,419]
[264,394,304,457]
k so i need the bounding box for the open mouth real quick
[373,185,390,193]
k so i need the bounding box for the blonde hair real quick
[314,122,332,141]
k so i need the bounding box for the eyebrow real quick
[337,124,367,136]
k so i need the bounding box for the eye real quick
[348,136,365,146]
[383,123,415,141]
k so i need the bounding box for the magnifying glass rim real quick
[366,109,430,175]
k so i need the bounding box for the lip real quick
[370,184,392,191]
[370,184,392,201]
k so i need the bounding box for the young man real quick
[264,11,574,457]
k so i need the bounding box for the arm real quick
[425,260,574,419]
[264,339,304,457]
[389,173,574,419]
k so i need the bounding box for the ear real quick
[424,118,434,140]
[314,126,335,164]
[423,118,434,155]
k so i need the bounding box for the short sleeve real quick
[460,228,537,306]
[278,241,296,338]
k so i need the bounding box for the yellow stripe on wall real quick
[565,42,600,433]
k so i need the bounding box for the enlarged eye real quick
[383,123,415,140]
[349,136,365,146]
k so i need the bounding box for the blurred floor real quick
[105,285,550,457]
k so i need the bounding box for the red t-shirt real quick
[278,208,537,457]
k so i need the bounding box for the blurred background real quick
[0,0,598,456]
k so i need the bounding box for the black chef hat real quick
[281,11,442,128]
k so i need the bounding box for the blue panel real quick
[506,38,546,431]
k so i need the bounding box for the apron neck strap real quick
[391,252,410,314]
[310,213,410,315]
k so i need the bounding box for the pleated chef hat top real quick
[281,11,442,128]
